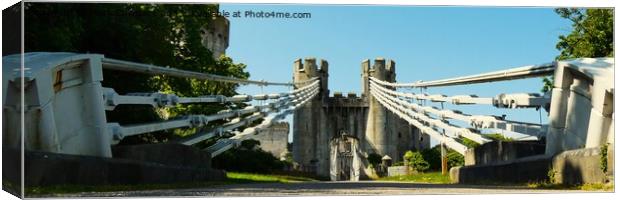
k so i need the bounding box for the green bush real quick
[547,168,558,183]
[446,151,464,168]
[367,153,382,166]
[212,139,286,173]
[600,143,608,173]
[240,139,261,150]
[486,133,513,142]
[421,146,441,171]
[461,137,480,148]
[403,151,429,172]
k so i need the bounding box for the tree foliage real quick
[542,8,614,92]
[367,153,382,166]
[23,3,249,144]
[555,8,614,60]
[446,151,464,168]
[420,145,465,171]
[403,150,429,172]
[240,139,261,150]
[421,146,442,170]
[212,139,288,173]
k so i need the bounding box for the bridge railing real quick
[105,80,319,144]
[368,58,614,155]
[2,52,319,158]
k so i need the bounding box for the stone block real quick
[452,154,552,184]
[452,147,609,185]
[23,145,225,187]
[449,166,461,183]
[551,147,607,184]
[465,140,545,166]
[387,166,409,177]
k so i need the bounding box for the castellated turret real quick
[292,57,429,180]
[292,58,328,175]
[292,57,329,98]
[364,58,394,157]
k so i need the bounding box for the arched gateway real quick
[330,132,362,181]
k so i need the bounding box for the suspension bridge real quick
[1,52,614,188]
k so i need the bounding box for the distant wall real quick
[246,122,289,158]
[452,147,609,185]
[465,141,546,166]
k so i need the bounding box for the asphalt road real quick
[41,181,594,197]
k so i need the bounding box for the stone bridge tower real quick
[292,58,329,175]
[363,59,396,159]
[292,58,429,179]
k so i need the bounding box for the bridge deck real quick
[38,181,589,197]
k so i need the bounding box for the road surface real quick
[38,181,596,197]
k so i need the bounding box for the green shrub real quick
[600,143,608,173]
[460,137,480,148]
[403,151,429,172]
[240,139,261,150]
[367,153,382,166]
[547,168,558,184]
[421,145,467,171]
[421,146,441,171]
[486,133,513,142]
[212,139,286,173]
[446,151,464,168]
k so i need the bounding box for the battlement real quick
[326,91,368,108]
[293,57,329,75]
[361,58,396,77]
[267,121,290,132]
[330,91,360,98]
[361,58,396,97]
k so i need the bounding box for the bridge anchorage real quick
[2,52,614,186]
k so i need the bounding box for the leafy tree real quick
[555,8,614,60]
[421,145,466,171]
[240,139,261,150]
[23,3,249,145]
[212,139,287,173]
[403,150,429,172]
[542,8,614,92]
[446,151,464,168]
[421,146,441,171]
[367,153,382,167]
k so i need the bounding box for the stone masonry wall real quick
[246,122,289,159]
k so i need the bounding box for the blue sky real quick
[219,4,573,143]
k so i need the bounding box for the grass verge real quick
[375,171,451,184]
[25,171,318,196]
[226,172,318,183]
[527,182,614,191]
